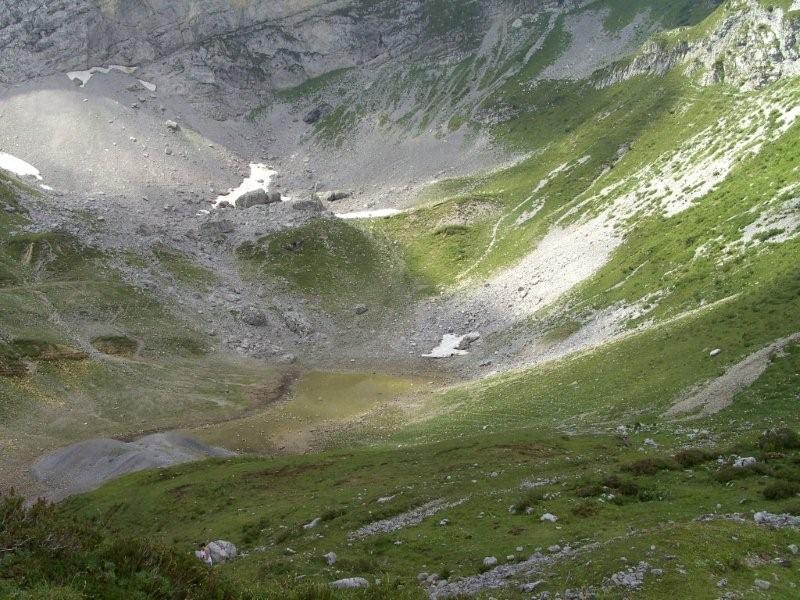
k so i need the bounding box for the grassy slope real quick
[236,218,417,313]
[0,176,289,481]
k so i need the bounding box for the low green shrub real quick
[758,428,800,452]
[673,448,715,468]
[621,457,679,475]
[763,480,800,501]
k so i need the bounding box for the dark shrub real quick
[621,457,679,476]
[673,448,714,468]
[602,475,640,497]
[763,480,800,501]
[572,501,600,517]
[575,483,603,498]
[714,462,773,483]
[758,428,800,452]
[509,490,543,515]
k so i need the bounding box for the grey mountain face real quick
[0,0,447,113]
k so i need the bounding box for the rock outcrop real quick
[598,0,800,91]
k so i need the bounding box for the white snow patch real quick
[214,163,276,208]
[423,333,477,358]
[138,79,157,92]
[0,152,43,180]
[40,184,54,191]
[336,208,402,220]
[67,65,137,87]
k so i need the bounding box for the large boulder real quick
[290,198,324,212]
[314,190,351,202]
[456,332,480,350]
[200,219,235,238]
[207,540,237,563]
[237,189,282,209]
[330,577,369,589]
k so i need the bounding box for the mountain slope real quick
[2,1,800,598]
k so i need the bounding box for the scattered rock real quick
[608,561,649,589]
[207,540,237,564]
[540,513,559,523]
[236,189,281,209]
[200,219,235,238]
[710,348,722,357]
[314,190,352,202]
[349,498,466,540]
[754,579,771,591]
[323,551,337,565]
[303,517,321,530]
[241,307,267,327]
[519,580,544,592]
[483,556,498,568]
[789,544,799,555]
[643,438,658,448]
[754,511,800,528]
[330,577,369,589]
[456,331,481,350]
[165,120,180,132]
[733,456,757,468]
[290,198,324,211]
[354,304,368,315]
[282,310,312,336]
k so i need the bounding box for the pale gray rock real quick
[207,540,237,564]
[330,577,369,589]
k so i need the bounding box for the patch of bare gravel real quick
[665,332,800,418]
[348,497,467,540]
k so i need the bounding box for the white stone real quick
[330,577,369,589]
[540,513,559,523]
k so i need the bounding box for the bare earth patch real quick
[665,332,800,418]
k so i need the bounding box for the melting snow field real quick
[423,333,479,358]
[336,208,402,219]
[67,65,137,87]
[214,164,276,207]
[0,151,42,180]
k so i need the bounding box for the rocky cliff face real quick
[2,0,588,117]
[598,0,800,90]
[1,1,400,110]
[0,0,494,114]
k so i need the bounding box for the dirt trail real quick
[665,332,800,418]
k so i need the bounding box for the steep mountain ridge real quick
[600,0,800,89]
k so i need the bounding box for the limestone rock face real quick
[598,0,800,91]
[0,0,422,115]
